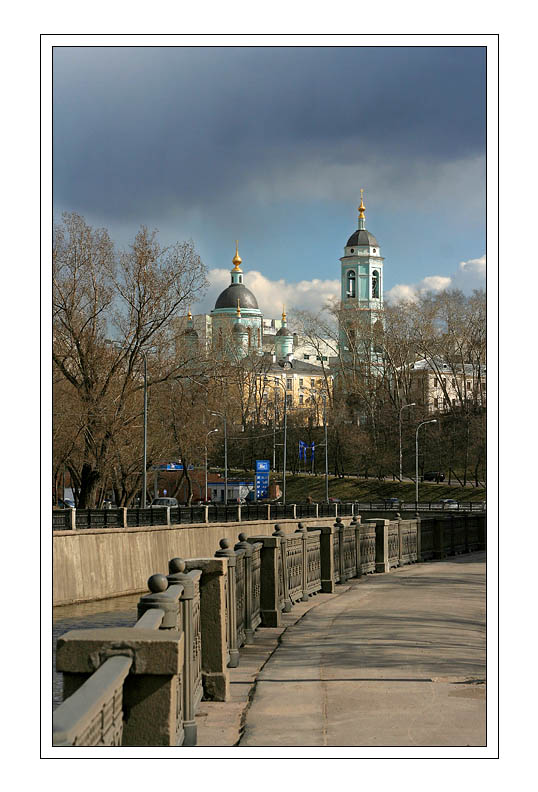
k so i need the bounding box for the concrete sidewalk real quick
[197,553,486,748]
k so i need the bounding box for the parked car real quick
[423,472,445,482]
[57,498,75,509]
[384,497,400,508]
[150,497,178,507]
[439,499,459,510]
[328,497,341,503]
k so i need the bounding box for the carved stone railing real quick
[398,519,418,565]
[167,560,203,745]
[388,522,400,569]
[234,533,263,643]
[215,539,241,667]
[53,567,204,747]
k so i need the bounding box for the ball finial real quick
[219,538,231,549]
[148,573,168,593]
[169,557,186,574]
[238,532,247,542]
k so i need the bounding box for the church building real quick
[211,242,264,354]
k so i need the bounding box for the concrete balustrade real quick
[53,513,485,747]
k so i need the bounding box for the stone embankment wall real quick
[53,518,332,605]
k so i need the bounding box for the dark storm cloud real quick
[53,46,485,222]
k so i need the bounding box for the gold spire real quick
[232,240,243,271]
[187,307,192,321]
[282,305,287,323]
[236,299,242,318]
[358,188,366,220]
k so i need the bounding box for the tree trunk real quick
[77,462,100,508]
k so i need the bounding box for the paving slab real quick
[195,590,351,746]
[240,553,486,747]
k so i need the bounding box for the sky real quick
[53,45,486,318]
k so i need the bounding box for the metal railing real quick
[53,500,486,531]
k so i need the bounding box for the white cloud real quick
[193,255,486,317]
[194,268,340,319]
[385,254,486,303]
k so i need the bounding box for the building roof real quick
[268,358,332,375]
[410,359,486,375]
[346,228,379,248]
[214,283,259,311]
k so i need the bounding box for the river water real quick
[53,594,141,710]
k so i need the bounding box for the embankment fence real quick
[53,500,485,531]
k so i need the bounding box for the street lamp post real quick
[211,412,228,504]
[323,394,329,504]
[265,376,288,505]
[399,402,416,482]
[205,428,219,502]
[300,387,329,504]
[415,419,437,504]
[142,351,148,508]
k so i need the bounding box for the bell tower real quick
[339,191,385,366]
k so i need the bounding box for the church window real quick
[303,354,310,360]
[350,248,355,253]
[373,248,377,253]
[311,378,315,388]
[299,378,304,387]
[247,327,252,347]
[217,328,223,349]
[257,328,261,346]
[286,378,293,390]
[372,270,380,298]
[347,270,356,298]
[299,394,304,405]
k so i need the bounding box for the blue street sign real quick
[255,461,270,498]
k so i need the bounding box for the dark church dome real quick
[346,228,379,248]
[214,283,259,311]
[276,325,292,337]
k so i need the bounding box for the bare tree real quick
[53,213,207,507]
